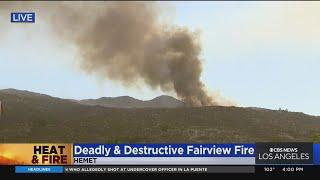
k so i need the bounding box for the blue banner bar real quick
[74,144,255,157]
[314,144,320,165]
[15,166,63,173]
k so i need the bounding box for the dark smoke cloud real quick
[0,2,215,106]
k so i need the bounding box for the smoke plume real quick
[1,2,219,106]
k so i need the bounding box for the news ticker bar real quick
[9,165,320,174]
[0,143,319,165]
[14,165,255,173]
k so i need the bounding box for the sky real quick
[0,1,319,116]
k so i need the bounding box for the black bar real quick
[255,165,319,175]
[1,165,320,176]
[63,165,254,173]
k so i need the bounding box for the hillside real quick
[0,89,320,143]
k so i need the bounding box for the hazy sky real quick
[0,1,319,115]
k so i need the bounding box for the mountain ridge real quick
[80,94,185,108]
[0,88,185,108]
